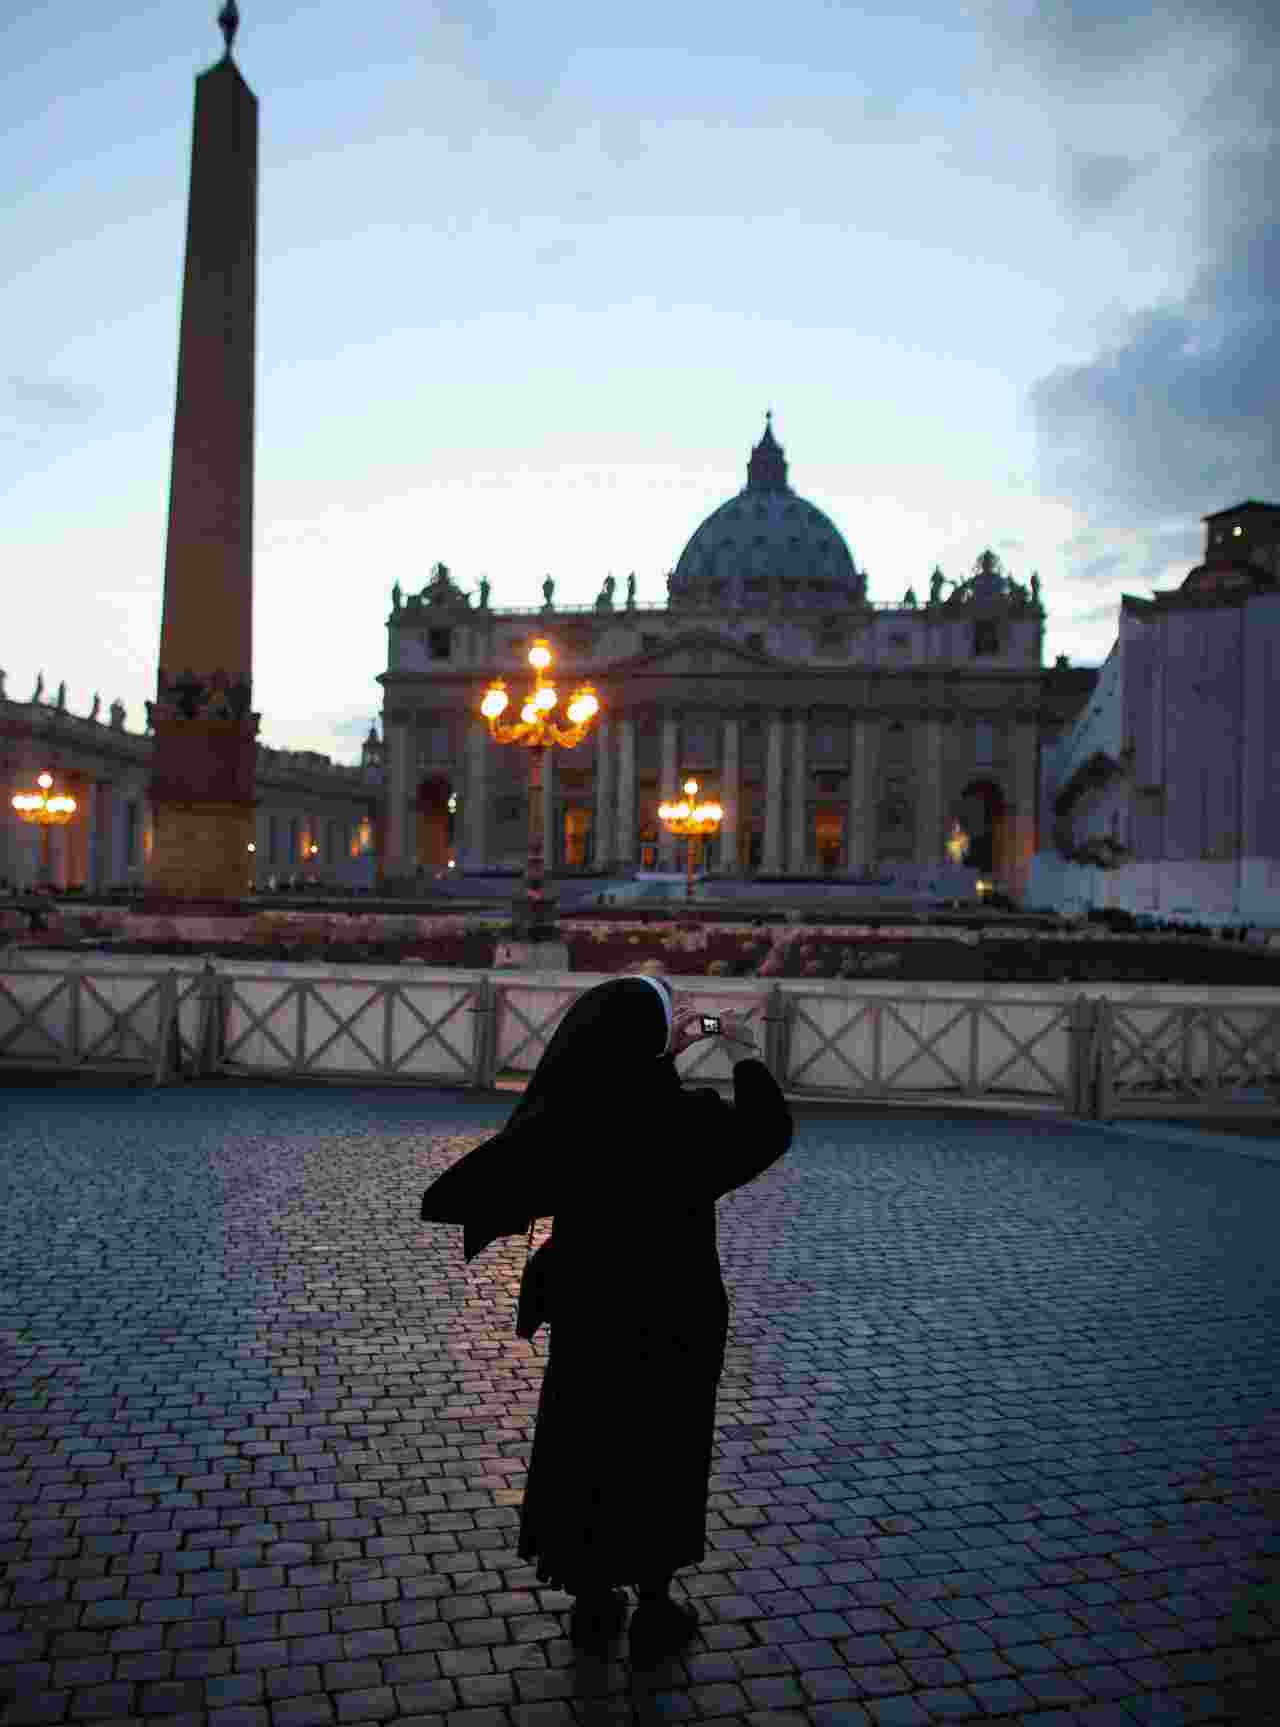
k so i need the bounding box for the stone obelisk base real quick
[145,801,255,909]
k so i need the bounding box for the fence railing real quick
[1,960,1277,1121]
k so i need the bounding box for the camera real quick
[700,1014,721,1036]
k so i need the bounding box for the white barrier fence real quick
[1,958,1277,1121]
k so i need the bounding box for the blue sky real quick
[5,0,1276,761]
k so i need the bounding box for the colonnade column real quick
[1009,715,1038,903]
[719,715,739,875]
[463,717,488,869]
[848,714,878,874]
[593,713,614,869]
[385,718,413,880]
[788,711,808,873]
[763,711,785,873]
[659,714,678,870]
[616,712,636,867]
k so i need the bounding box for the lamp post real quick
[11,771,77,889]
[658,778,723,901]
[481,639,600,937]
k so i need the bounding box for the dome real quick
[668,416,864,612]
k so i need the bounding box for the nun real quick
[420,970,793,1662]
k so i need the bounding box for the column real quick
[915,714,945,876]
[719,715,740,875]
[763,711,785,872]
[541,740,556,872]
[385,721,413,879]
[94,781,113,892]
[848,714,878,873]
[593,713,614,868]
[659,712,678,870]
[788,711,808,873]
[463,717,488,868]
[616,712,637,866]
[1009,716,1038,903]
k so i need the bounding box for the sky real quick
[5,0,1276,764]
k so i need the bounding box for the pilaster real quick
[849,714,878,873]
[788,711,808,872]
[659,713,678,870]
[593,713,614,868]
[463,717,488,868]
[617,713,637,866]
[763,712,785,872]
[720,715,740,874]
[915,713,945,871]
[385,721,414,878]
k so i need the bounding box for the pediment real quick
[615,629,785,675]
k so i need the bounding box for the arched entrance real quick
[954,778,1007,877]
[415,775,453,871]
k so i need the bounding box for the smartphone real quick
[700,1014,721,1035]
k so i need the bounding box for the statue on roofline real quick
[930,567,944,605]
[542,574,555,609]
[392,581,402,611]
[1030,571,1041,608]
[55,680,67,710]
[478,576,490,610]
[626,572,636,609]
[89,693,101,722]
[33,671,44,703]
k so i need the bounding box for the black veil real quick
[419,976,677,1262]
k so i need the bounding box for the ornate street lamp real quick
[480,638,600,935]
[945,821,970,865]
[658,778,723,902]
[11,771,77,889]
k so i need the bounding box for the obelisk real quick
[146,0,259,905]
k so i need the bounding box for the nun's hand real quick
[717,1010,758,1051]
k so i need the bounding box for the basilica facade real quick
[379,419,1095,902]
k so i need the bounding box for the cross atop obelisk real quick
[146,4,260,906]
[218,0,240,56]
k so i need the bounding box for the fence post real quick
[65,963,83,1069]
[153,969,179,1087]
[1069,992,1088,1117]
[470,975,496,1089]
[1094,995,1112,1121]
[196,960,222,1077]
[762,984,788,1084]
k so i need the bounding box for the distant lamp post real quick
[945,822,970,865]
[11,771,77,888]
[659,778,723,901]
[480,638,600,935]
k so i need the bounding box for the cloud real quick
[983,0,1280,528]
[7,371,101,427]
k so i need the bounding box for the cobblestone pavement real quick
[2,1084,1278,1727]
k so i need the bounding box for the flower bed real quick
[6,906,1280,986]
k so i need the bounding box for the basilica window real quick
[746,632,764,651]
[974,721,994,767]
[428,628,453,660]
[642,634,659,652]
[972,619,1000,656]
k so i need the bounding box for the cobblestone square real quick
[2,1083,1278,1726]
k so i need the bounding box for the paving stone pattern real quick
[2,1084,1279,1727]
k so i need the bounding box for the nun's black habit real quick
[419,976,793,1597]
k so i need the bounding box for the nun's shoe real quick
[569,1588,629,1652]
[628,1596,699,1664]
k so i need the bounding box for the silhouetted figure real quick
[420,975,792,1662]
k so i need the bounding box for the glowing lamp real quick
[520,702,539,725]
[528,640,552,670]
[534,685,557,711]
[481,684,509,719]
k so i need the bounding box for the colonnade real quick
[382,707,1039,884]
